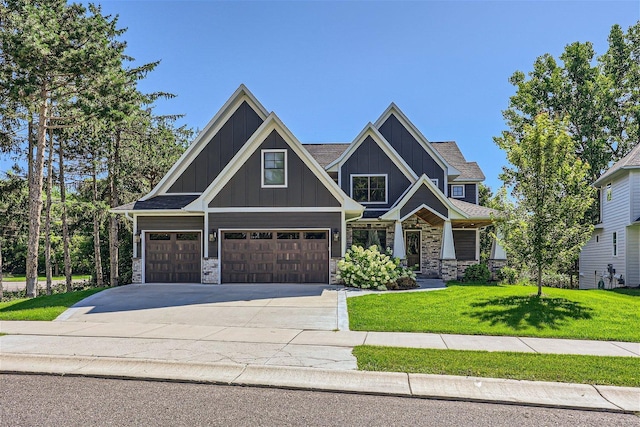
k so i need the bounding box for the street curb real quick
[2,353,638,413]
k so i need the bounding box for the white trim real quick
[184,113,364,215]
[325,123,418,184]
[451,184,465,199]
[127,211,204,216]
[204,214,209,258]
[404,228,421,269]
[350,173,388,204]
[207,207,344,213]
[142,85,269,200]
[431,178,439,188]
[133,215,138,258]
[372,103,460,177]
[141,230,203,284]
[218,227,332,285]
[261,149,288,188]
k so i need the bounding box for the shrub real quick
[337,245,416,290]
[463,263,491,282]
[497,266,519,285]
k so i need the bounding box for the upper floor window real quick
[351,175,387,204]
[606,183,612,201]
[262,149,287,187]
[451,185,465,198]
[431,179,439,187]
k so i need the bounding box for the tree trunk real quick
[537,265,543,297]
[108,130,120,287]
[44,127,54,295]
[58,138,72,292]
[92,160,104,287]
[26,95,49,298]
[0,239,4,301]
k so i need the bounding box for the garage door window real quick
[304,232,326,239]
[251,232,273,239]
[177,233,199,240]
[149,233,170,240]
[278,232,300,239]
[225,232,247,239]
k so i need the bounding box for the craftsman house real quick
[579,143,640,289]
[114,85,505,284]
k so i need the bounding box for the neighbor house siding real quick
[340,135,411,209]
[208,212,341,258]
[168,101,264,193]
[626,226,640,286]
[580,175,630,289]
[447,183,477,204]
[377,114,445,193]
[400,185,448,219]
[631,170,640,223]
[209,129,340,208]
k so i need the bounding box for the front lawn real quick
[0,288,105,321]
[354,346,640,387]
[2,275,91,282]
[347,284,640,342]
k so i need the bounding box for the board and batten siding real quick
[208,211,342,258]
[377,114,445,193]
[209,129,340,208]
[135,215,205,258]
[447,183,477,204]
[580,174,630,289]
[339,135,411,209]
[168,101,264,193]
[400,185,448,219]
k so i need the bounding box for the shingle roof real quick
[449,197,497,219]
[595,143,640,185]
[113,194,199,211]
[302,143,350,168]
[431,141,485,181]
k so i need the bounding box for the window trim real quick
[261,149,288,188]
[606,183,612,202]
[430,178,439,188]
[350,174,388,204]
[612,231,617,257]
[451,184,465,199]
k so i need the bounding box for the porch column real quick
[441,220,456,259]
[491,229,507,260]
[393,220,406,259]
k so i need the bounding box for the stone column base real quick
[202,258,219,284]
[132,258,142,284]
[440,259,458,282]
[488,259,507,281]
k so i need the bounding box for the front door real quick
[405,230,421,271]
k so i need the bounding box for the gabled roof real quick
[373,103,461,178]
[594,143,640,186]
[303,143,349,168]
[448,197,496,218]
[113,195,198,212]
[431,141,485,181]
[142,84,269,200]
[325,123,418,183]
[184,113,364,215]
[380,175,468,221]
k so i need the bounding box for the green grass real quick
[347,284,640,342]
[354,346,640,387]
[2,275,91,282]
[0,288,105,321]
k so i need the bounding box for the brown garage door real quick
[145,232,201,283]
[221,230,329,283]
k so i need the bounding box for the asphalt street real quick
[2,374,638,427]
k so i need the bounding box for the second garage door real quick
[221,230,329,283]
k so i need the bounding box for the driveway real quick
[58,283,343,331]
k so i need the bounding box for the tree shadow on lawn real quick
[466,295,593,331]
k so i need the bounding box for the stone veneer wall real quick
[440,259,458,281]
[202,258,219,284]
[401,216,442,278]
[330,258,339,284]
[132,258,142,284]
[488,259,508,281]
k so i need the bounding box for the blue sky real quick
[3,1,639,192]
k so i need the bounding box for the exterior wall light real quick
[332,228,340,242]
[209,230,217,242]
[133,232,141,244]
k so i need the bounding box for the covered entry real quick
[145,232,201,283]
[221,230,329,283]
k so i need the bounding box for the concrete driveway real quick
[58,283,343,331]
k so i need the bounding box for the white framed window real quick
[430,178,439,187]
[451,184,465,198]
[261,149,287,188]
[606,183,612,201]
[351,174,387,204]
[612,231,617,256]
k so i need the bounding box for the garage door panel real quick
[221,230,329,283]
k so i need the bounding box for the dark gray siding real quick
[209,130,340,208]
[340,135,411,209]
[378,114,445,192]
[168,101,264,193]
[208,212,341,257]
[453,230,476,261]
[448,183,477,204]
[137,215,204,256]
[400,185,448,219]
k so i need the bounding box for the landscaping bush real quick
[497,266,519,285]
[463,263,491,282]
[337,245,416,291]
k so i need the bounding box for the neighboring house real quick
[579,143,640,289]
[114,85,505,284]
